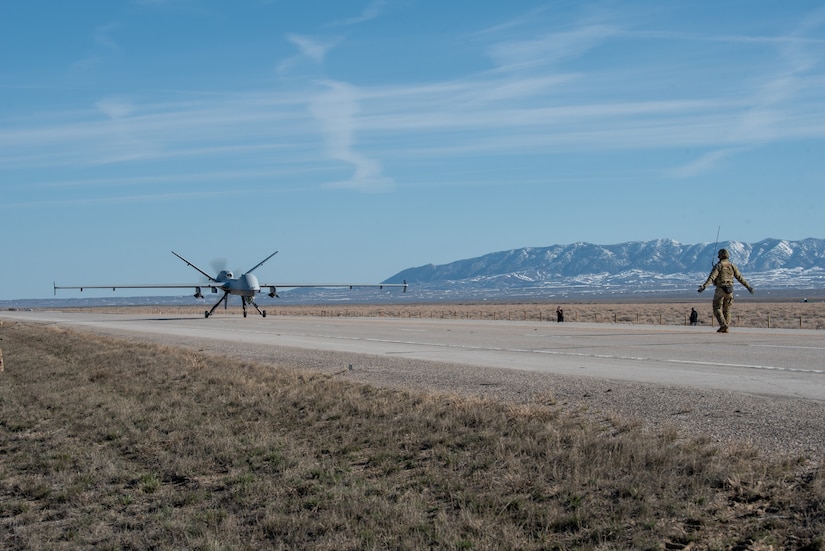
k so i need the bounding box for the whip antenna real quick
[712,226,720,268]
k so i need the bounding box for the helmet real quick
[717,248,729,259]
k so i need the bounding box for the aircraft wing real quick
[257,281,407,297]
[54,283,214,293]
[259,282,407,290]
[54,281,407,294]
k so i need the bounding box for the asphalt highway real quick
[3,310,824,401]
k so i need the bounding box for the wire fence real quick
[55,301,825,330]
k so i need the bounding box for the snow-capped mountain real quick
[383,238,825,300]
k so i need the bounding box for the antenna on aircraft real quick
[246,251,278,274]
[172,251,217,282]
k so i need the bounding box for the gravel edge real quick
[74,325,825,463]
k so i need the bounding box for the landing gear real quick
[241,296,266,318]
[203,292,267,319]
[205,291,230,318]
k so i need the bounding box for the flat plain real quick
[57,299,825,330]
[2,300,824,549]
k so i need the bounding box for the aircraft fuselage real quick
[218,273,260,297]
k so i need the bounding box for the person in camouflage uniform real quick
[698,248,754,333]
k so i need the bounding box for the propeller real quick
[209,258,240,279]
[210,258,228,275]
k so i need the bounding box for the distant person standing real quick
[689,308,699,326]
[698,249,754,333]
[556,307,564,322]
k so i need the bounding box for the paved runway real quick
[3,310,825,401]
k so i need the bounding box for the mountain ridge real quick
[387,238,825,283]
[381,238,825,300]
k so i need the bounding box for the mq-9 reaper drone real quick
[55,251,407,318]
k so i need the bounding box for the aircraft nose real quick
[244,273,260,291]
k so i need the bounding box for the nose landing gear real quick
[241,296,266,318]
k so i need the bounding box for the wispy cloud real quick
[68,22,121,78]
[4,61,825,176]
[6,8,825,193]
[278,5,396,192]
[93,22,120,50]
[470,5,551,38]
[96,97,135,119]
[668,148,744,178]
[5,189,236,209]
[276,33,343,78]
[486,24,618,70]
[331,0,387,27]
[665,9,825,175]
[310,81,393,192]
[285,33,339,63]
[0,93,314,168]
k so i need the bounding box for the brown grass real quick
[60,300,825,330]
[1,321,823,550]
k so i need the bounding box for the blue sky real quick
[2,1,824,299]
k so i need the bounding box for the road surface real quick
[3,310,824,401]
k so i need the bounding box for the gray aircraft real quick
[54,251,407,318]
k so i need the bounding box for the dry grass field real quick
[1,319,824,549]
[63,299,825,330]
